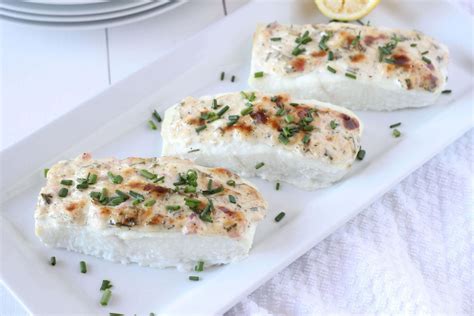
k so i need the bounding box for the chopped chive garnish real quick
[220,71,225,81]
[153,176,165,183]
[76,179,88,190]
[195,125,207,133]
[422,56,431,64]
[129,190,145,203]
[255,162,265,169]
[150,313,156,316]
[410,43,417,47]
[276,108,286,116]
[345,72,357,79]
[292,46,306,56]
[241,106,253,116]
[195,261,204,272]
[80,261,87,273]
[100,280,112,291]
[189,276,200,281]
[184,185,196,193]
[270,37,281,41]
[229,195,236,204]
[254,71,264,78]
[148,120,157,130]
[392,129,401,137]
[421,51,429,55]
[275,182,280,191]
[140,169,156,180]
[58,188,68,198]
[302,134,311,144]
[441,90,452,94]
[115,190,129,200]
[318,33,331,51]
[389,122,401,128]
[327,66,336,73]
[212,99,219,109]
[107,196,125,206]
[227,115,240,126]
[274,212,286,222]
[330,120,338,129]
[328,51,334,61]
[284,115,294,123]
[100,289,112,306]
[290,103,299,107]
[107,171,123,184]
[109,313,124,316]
[86,173,97,185]
[152,110,162,122]
[44,168,49,178]
[231,75,235,82]
[384,58,396,64]
[405,78,412,88]
[41,193,53,204]
[199,200,214,222]
[144,199,156,207]
[184,198,201,209]
[166,205,181,212]
[60,179,73,186]
[188,148,200,153]
[49,256,56,266]
[202,186,224,195]
[351,31,361,47]
[217,105,230,117]
[226,180,236,187]
[356,19,364,25]
[357,149,366,160]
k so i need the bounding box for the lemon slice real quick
[315,0,380,21]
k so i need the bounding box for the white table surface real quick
[0,0,471,315]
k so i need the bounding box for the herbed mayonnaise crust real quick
[167,91,362,165]
[253,22,449,92]
[36,154,267,239]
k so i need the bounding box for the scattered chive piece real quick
[87,173,98,185]
[195,261,204,272]
[276,108,286,116]
[220,71,225,81]
[144,199,156,207]
[254,71,264,78]
[109,314,124,316]
[292,46,306,56]
[148,120,157,130]
[100,280,112,291]
[274,212,286,222]
[202,186,224,195]
[345,72,357,79]
[389,122,402,128]
[328,51,334,61]
[166,205,181,212]
[150,313,156,316]
[44,168,49,178]
[80,261,87,274]
[318,33,331,51]
[302,134,311,144]
[195,125,207,133]
[330,120,338,129]
[327,65,336,73]
[421,51,429,55]
[100,289,112,306]
[255,162,265,169]
[60,179,73,186]
[140,169,156,180]
[241,106,253,116]
[58,188,68,198]
[410,43,417,47]
[270,37,281,41]
[275,182,280,191]
[212,98,219,109]
[422,56,431,64]
[290,103,299,107]
[384,58,396,64]
[108,171,123,184]
[41,193,53,204]
[154,176,165,183]
[217,105,230,117]
[357,149,366,160]
[226,180,236,187]
[189,276,200,281]
[188,148,200,153]
[231,75,235,82]
[229,195,236,204]
[152,110,162,122]
[284,114,294,123]
[392,129,401,138]
[441,90,452,94]
[356,19,364,25]
[49,256,56,266]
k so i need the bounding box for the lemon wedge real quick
[315,0,380,21]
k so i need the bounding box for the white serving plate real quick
[1,0,472,314]
[0,1,169,23]
[0,1,185,30]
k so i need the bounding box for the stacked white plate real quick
[0,0,186,29]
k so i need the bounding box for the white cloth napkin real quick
[228,129,473,315]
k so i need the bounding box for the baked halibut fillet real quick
[249,22,449,111]
[162,91,363,190]
[35,154,267,270]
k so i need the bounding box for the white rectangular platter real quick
[1,0,472,314]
